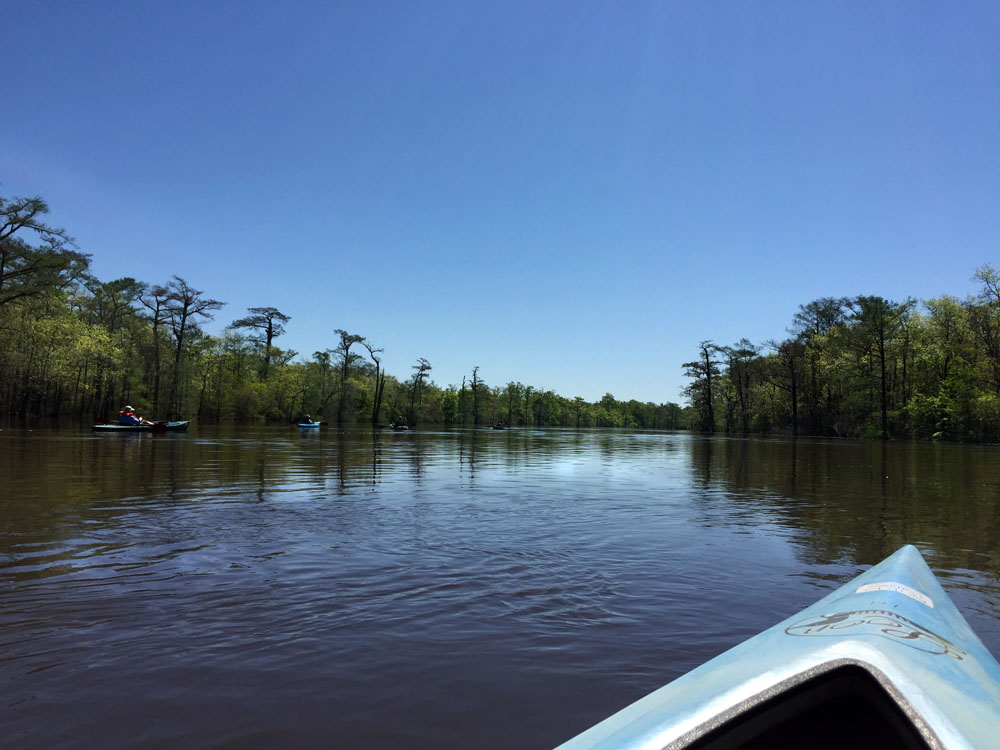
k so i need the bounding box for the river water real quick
[1,426,999,748]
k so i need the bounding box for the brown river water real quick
[1,425,999,748]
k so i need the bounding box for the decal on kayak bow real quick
[785,609,966,660]
[856,581,933,608]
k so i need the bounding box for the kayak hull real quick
[297,423,320,428]
[92,421,189,432]
[557,545,1000,750]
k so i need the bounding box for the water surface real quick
[2,426,998,748]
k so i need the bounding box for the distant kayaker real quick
[301,414,314,424]
[118,405,153,426]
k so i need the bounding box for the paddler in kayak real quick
[301,414,315,424]
[118,405,154,426]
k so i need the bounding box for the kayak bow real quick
[557,545,1000,750]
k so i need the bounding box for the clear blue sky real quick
[5,1,999,403]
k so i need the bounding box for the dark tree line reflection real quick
[3,427,999,580]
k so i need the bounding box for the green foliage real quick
[0,196,90,306]
[683,279,1000,442]
[0,191,737,430]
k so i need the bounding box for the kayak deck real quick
[557,545,1000,750]
[92,421,189,432]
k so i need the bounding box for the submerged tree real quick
[80,276,146,413]
[140,284,171,413]
[847,295,915,439]
[231,306,291,380]
[504,381,523,425]
[165,276,224,418]
[408,357,432,424]
[683,341,720,432]
[715,339,758,434]
[332,329,364,424]
[764,337,805,435]
[792,297,849,434]
[967,264,1000,397]
[470,366,483,425]
[364,340,387,426]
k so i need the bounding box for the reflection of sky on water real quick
[1,426,998,748]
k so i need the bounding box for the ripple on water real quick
[1,427,999,749]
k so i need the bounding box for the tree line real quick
[683,270,1000,442]
[0,193,684,428]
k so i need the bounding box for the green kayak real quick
[92,421,189,432]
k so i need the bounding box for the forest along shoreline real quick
[4,192,1000,441]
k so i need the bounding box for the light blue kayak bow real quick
[558,545,1000,749]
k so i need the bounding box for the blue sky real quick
[5,1,999,402]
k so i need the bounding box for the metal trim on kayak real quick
[556,545,1000,750]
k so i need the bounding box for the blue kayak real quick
[557,545,1000,749]
[297,422,320,429]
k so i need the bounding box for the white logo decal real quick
[856,582,933,608]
